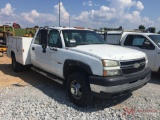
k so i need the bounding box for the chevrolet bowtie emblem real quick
[134,63,140,68]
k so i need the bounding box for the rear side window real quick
[34,31,41,45]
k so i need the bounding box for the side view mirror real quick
[143,41,150,48]
[142,41,155,50]
[40,29,48,53]
[42,45,47,53]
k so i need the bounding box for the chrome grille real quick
[120,58,145,75]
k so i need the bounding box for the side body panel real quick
[7,36,32,65]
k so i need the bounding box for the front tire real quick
[12,54,22,72]
[67,72,93,107]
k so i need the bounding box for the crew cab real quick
[103,31,160,72]
[7,27,151,106]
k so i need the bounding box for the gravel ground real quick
[0,55,160,120]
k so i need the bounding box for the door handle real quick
[32,47,35,50]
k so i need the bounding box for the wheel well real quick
[64,64,90,80]
[11,51,15,57]
[158,67,160,73]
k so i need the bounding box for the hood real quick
[69,44,146,61]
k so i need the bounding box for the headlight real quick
[102,60,121,76]
[144,55,148,68]
[103,69,121,76]
[102,60,119,67]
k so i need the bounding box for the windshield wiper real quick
[69,44,78,47]
[92,43,104,44]
[77,43,89,45]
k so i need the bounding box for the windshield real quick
[62,30,105,47]
[148,35,160,48]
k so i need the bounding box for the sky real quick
[0,0,160,31]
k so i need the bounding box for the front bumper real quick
[89,67,151,98]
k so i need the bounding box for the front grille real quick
[120,58,145,75]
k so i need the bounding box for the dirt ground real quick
[0,54,27,87]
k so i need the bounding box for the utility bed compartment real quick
[7,36,33,65]
[105,31,122,45]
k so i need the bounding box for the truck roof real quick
[121,32,159,39]
[106,31,159,35]
[106,31,160,40]
[44,26,93,31]
[122,32,159,35]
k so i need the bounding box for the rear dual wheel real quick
[12,54,22,72]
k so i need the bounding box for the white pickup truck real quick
[104,31,160,72]
[7,27,151,106]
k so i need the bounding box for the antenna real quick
[59,0,61,27]
[69,16,70,28]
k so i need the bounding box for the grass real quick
[0,28,37,37]
[15,28,37,36]
[14,28,26,36]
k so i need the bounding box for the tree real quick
[138,25,145,31]
[118,26,123,30]
[34,25,39,28]
[148,27,156,33]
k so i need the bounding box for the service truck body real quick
[7,27,151,106]
[7,36,32,65]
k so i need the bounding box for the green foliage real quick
[148,27,156,33]
[0,27,26,36]
[14,28,26,36]
[138,25,145,30]
[34,25,39,28]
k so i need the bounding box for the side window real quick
[124,35,155,50]
[48,30,62,48]
[142,39,155,50]
[34,30,41,44]
[132,35,145,47]
[132,35,155,50]
[124,35,134,46]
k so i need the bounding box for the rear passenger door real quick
[123,35,156,70]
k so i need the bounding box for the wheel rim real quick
[70,80,82,99]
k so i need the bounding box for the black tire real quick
[12,54,22,72]
[67,72,93,107]
[23,65,31,71]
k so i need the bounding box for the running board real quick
[31,67,64,84]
